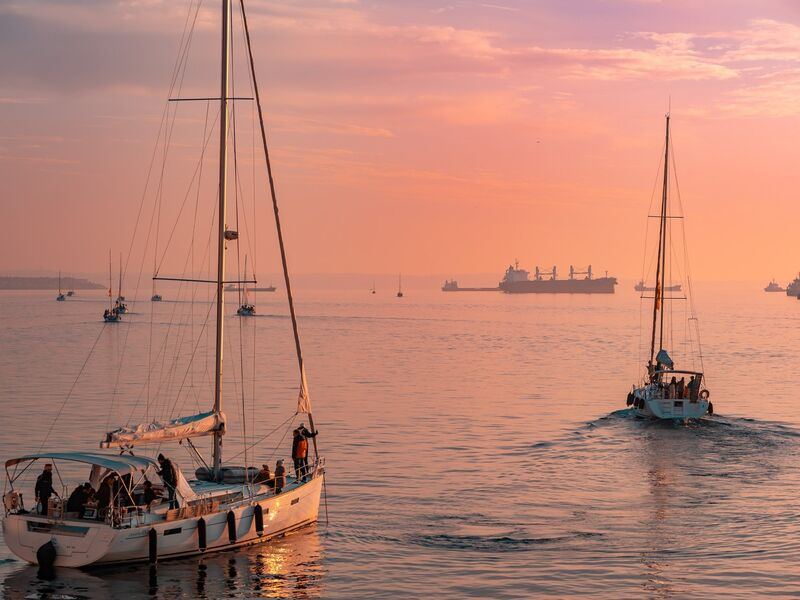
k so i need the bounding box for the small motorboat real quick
[151,294,163,302]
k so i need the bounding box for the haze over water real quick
[1,283,798,598]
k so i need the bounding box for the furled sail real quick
[296,365,312,415]
[655,349,674,370]
[100,411,226,448]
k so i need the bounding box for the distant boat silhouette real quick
[56,270,65,301]
[397,274,403,298]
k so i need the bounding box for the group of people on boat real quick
[34,463,164,519]
[253,423,318,493]
[646,361,702,400]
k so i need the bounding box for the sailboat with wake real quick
[626,114,712,420]
[3,0,325,567]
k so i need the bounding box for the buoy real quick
[36,541,56,569]
[708,401,714,415]
[148,528,158,564]
[254,504,264,536]
[197,517,207,551]
[227,511,237,543]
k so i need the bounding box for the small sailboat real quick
[66,290,75,297]
[627,114,712,420]
[396,274,404,298]
[115,254,128,314]
[4,0,324,568]
[237,255,256,316]
[371,280,376,294]
[103,252,122,322]
[56,271,66,301]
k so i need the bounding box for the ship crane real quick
[569,265,593,280]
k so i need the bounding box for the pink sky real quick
[2,0,800,281]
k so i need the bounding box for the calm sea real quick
[1,283,799,599]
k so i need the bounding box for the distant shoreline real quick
[0,276,104,290]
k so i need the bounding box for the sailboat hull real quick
[631,385,709,419]
[3,474,323,568]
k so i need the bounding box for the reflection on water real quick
[1,525,324,600]
[3,287,800,597]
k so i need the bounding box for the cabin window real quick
[27,521,89,537]
[291,498,300,506]
[164,527,182,536]
[674,401,683,408]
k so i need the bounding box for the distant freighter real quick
[634,280,681,292]
[786,274,800,296]
[499,262,617,294]
[441,280,499,292]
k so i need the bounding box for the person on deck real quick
[66,483,86,513]
[142,480,159,510]
[687,375,699,401]
[274,459,286,494]
[96,474,116,516]
[255,464,272,485]
[677,377,686,399]
[667,377,677,400]
[34,464,58,516]
[157,453,179,510]
[292,423,318,483]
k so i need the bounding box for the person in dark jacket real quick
[157,454,179,509]
[34,464,58,516]
[66,484,86,513]
[254,463,273,486]
[142,480,159,510]
[291,423,318,482]
[274,459,286,494]
[96,474,116,517]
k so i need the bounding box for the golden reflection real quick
[0,524,324,600]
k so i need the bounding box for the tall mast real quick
[649,114,670,366]
[212,0,231,475]
[58,270,62,294]
[108,250,113,311]
[118,253,123,300]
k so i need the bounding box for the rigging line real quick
[240,0,321,459]
[226,414,295,462]
[190,100,212,395]
[114,2,206,420]
[40,325,108,451]
[156,108,222,273]
[122,0,203,287]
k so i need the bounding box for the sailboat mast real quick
[118,253,123,300]
[212,0,231,475]
[649,114,670,365]
[58,270,62,294]
[108,251,113,310]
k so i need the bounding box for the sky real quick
[1,0,800,282]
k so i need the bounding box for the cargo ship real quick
[634,280,681,292]
[498,261,617,294]
[764,279,785,292]
[786,274,800,296]
[441,279,499,292]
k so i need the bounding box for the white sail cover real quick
[296,364,312,415]
[100,411,226,448]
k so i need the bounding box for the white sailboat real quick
[237,255,256,316]
[103,251,122,323]
[627,114,712,420]
[56,270,66,301]
[115,254,128,313]
[3,0,325,567]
